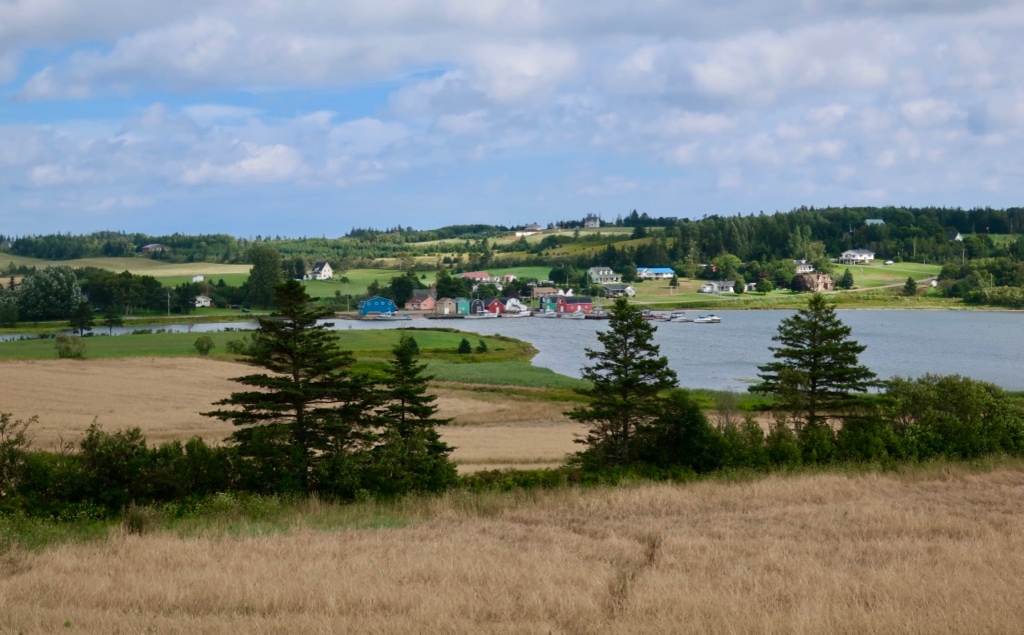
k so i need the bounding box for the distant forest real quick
[3,206,1023,269]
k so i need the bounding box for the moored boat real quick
[693,314,722,323]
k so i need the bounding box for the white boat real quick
[465,311,499,319]
[501,309,532,318]
[534,310,559,318]
[693,314,722,323]
[669,312,692,323]
[561,310,586,320]
[376,313,412,321]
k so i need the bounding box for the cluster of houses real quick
[356,291,594,317]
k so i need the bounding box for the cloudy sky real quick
[2,1,1022,236]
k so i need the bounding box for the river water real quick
[4,310,1021,391]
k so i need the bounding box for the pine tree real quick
[569,297,678,467]
[69,301,95,334]
[750,294,877,429]
[903,277,917,296]
[372,335,457,495]
[205,279,376,494]
[839,268,855,290]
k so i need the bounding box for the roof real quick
[603,283,632,290]
[311,261,330,272]
[864,219,885,225]
[639,267,675,274]
[410,288,434,299]
[562,296,593,304]
[842,249,875,256]
[459,271,493,279]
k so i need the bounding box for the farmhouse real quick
[194,295,212,308]
[603,283,635,298]
[306,261,333,281]
[792,273,835,292]
[358,296,397,316]
[637,267,675,280]
[947,230,964,242]
[838,249,875,265]
[459,271,500,284]
[794,259,815,274]
[698,281,736,294]
[583,213,601,229]
[865,218,885,226]
[140,243,168,254]
[587,267,621,284]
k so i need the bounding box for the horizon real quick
[2,2,1022,236]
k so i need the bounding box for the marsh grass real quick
[3,458,1024,633]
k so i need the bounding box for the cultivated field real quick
[0,359,582,470]
[3,463,1024,633]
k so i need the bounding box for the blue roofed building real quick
[637,267,675,280]
[358,296,397,316]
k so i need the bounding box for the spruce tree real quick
[569,297,678,467]
[372,335,457,495]
[205,279,376,494]
[750,294,877,429]
[69,301,95,335]
[903,277,917,296]
[839,268,855,290]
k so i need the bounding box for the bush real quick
[475,339,488,354]
[54,334,86,359]
[457,338,472,354]
[194,335,215,356]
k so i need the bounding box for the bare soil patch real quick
[0,360,583,467]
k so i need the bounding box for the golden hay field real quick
[3,464,1024,633]
[0,359,583,470]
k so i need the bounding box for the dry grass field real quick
[0,359,583,469]
[3,463,1024,633]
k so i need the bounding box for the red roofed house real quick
[459,271,500,283]
[484,298,506,314]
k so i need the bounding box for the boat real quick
[561,310,586,320]
[376,312,412,321]
[669,312,692,323]
[501,309,532,318]
[465,311,499,319]
[641,309,668,321]
[534,310,559,318]
[693,314,722,324]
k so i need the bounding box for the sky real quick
[1,0,1023,237]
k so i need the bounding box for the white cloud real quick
[181,143,304,185]
[577,176,638,197]
[900,98,965,126]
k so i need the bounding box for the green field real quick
[0,327,582,390]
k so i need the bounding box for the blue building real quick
[358,296,397,316]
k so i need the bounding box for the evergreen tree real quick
[839,268,855,290]
[903,277,917,296]
[457,338,472,354]
[205,279,376,494]
[371,335,457,495]
[750,294,878,429]
[245,244,283,308]
[69,301,95,334]
[569,297,678,467]
[101,306,124,335]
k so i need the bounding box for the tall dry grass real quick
[3,462,1024,633]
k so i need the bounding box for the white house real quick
[587,267,621,284]
[194,295,212,308]
[192,275,205,283]
[603,283,636,298]
[583,213,601,228]
[637,267,675,280]
[307,261,333,281]
[794,259,815,274]
[698,280,736,294]
[838,249,875,265]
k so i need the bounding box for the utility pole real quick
[166,290,171,317]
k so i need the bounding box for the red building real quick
[557,296,593,313]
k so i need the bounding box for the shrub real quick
[194,335,215,356]
[457,338,472,354]
[54,334,86,359]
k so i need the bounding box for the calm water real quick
[4,311,1022,391]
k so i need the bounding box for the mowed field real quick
[3,463,1024,633]
[0,358,583,471]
